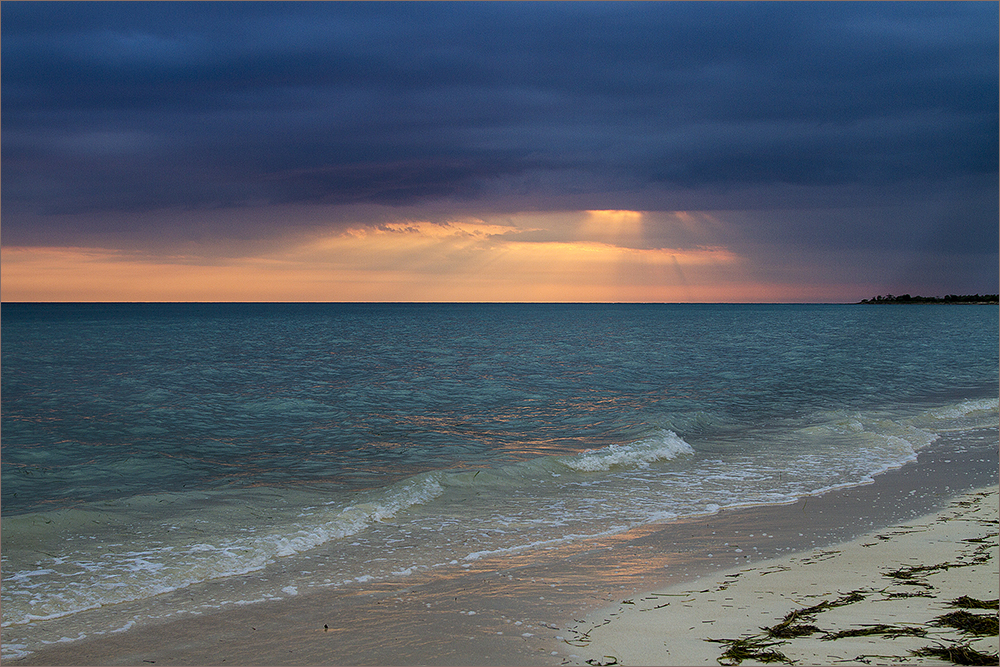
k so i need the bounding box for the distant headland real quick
[858,293,999,304]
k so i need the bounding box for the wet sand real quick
[8,429,997,666]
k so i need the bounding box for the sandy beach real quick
[561,485,999,666]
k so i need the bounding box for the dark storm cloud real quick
[2,2,997,244]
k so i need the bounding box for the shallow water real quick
[2,303,997,660]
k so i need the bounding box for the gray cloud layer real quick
[2,1,997,284]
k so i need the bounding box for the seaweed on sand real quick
[949,596,999,610]
[931,610,999,636]
[882,534,995,586]
[820,624,927,640]
[765,621,820,639]
[792,590,867,616]
[831,590,867,606]
[911,643,1000,666]
[880,589,934,600]
[883,562,948,582]
[709,588,876,665]
[763,610,820,639]
[762,590,867,639]
[706,636,795,665]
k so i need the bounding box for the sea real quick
[2,302,997,661]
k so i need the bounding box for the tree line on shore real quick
[858,293,999,304]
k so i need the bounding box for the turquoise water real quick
[2,303,997,659]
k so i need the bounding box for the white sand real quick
[560,486,999,666]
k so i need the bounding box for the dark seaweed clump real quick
[763,608,819,639]
[949,596,999,610]
[931,610,999,636]
[911,643,1000,666]
[762,591,866,640]
[821,624,926,640]
[766,622,819,639]
[708,636,794,666]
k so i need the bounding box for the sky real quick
[2,1,997,303]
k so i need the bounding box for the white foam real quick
[924,397,999,420]
[1,643,33,661]
[561,430,694,472]
[111,620,136,633]
[40,632,87,645]
[1,476,446,630]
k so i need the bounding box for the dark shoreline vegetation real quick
[858,294,1000,305]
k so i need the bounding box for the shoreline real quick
[7,429,997,666]
[561,484,999,666]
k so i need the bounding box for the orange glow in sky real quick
[0,211,853,302]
